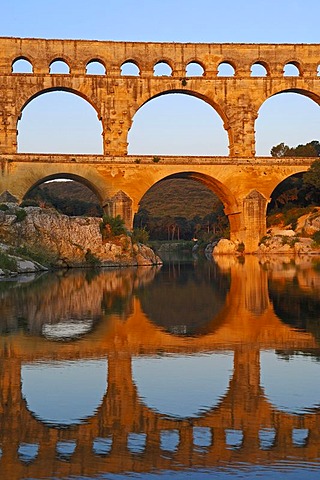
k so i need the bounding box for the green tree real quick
[271,142,290,157]
[271,140,320,158]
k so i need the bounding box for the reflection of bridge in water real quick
[0,256,320,478]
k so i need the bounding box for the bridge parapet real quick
[1,38,319,78]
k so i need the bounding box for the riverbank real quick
[0,204,162,276]
[211,207,320,256]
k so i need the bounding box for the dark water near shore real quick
[0,255,320,479]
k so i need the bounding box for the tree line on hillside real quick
[133,206,229,242]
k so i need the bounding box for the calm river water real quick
[0,254,320,479]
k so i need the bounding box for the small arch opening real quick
[186,62,205,77]
[283,62,301,77]
[154,61,172,76]
[250,62,268,77]
[217,62,235,77]
[259,428,276,450]
[86,60,106,75]
[12,57,33,74]
[226,430,244,450]
[121,61,140,76]
[50,59,70,74]
[317,65,320,77]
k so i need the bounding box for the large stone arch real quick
[15,86,104,152]
[22,172,105,205]
[259,87,320,110]
[135,171,241,239]
[255,87,320,156]
[266,167,312,207]
[128,89,231,155]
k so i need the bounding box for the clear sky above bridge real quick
[3,0,320,156]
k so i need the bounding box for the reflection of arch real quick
[21,359,108,427]
[128,89,230,156]
[42,319,94,340]
[261,351,320,414]
[138,262,230,336]
[132,352,234,418]
[268,277,320,343]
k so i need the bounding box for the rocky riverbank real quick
[210,207,320,256]
[0,204,162,275]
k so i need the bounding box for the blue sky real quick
[3,0,320,155]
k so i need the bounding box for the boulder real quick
[213,239,239,255]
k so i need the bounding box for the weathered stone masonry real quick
[0,38,319,250]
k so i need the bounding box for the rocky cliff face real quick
[0,204,162,268]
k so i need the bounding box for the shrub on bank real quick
[0,251,17,272]
[100,214,126,239]
[132,227,149,245]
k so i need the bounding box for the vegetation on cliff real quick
[0,204,161,274]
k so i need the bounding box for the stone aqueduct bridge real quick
[0,258,320,478]
[0,37,319,250]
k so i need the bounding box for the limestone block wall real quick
[0,38,319,156]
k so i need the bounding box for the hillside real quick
[25,178,222,219]
[24,181,103,216]
[139,178,222,219]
